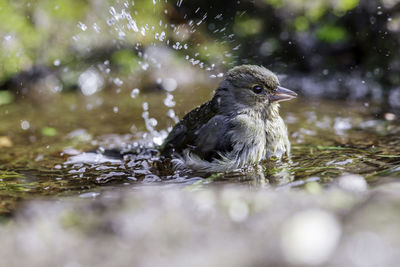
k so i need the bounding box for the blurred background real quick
[0,0,400,109]
[1,2,400,267]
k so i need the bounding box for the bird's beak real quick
[270,86,297,102]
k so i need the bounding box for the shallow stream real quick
[1,84,399,215]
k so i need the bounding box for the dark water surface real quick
[0,86,399,215]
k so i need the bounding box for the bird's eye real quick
[252,85,264,94]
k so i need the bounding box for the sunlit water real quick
[0,85,399,215]
[1,1,400,266]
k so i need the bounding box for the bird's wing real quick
[160,99,218,157]
[192,115,232,161]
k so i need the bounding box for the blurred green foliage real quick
[234,15,263,36]
[180,0,400,88]
[316,25,348,43]
[41,126,57,137]
[0,0,87,81]
[0,0,399,91]
[0,91,13,106]
[335,0,359,13]
[111,50,140,74]
[0,0,170,82]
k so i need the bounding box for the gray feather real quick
[193,115,232,161]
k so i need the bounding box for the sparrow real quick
[160,65,297,172]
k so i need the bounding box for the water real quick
[0,83,399,215]
[1,1,400,265]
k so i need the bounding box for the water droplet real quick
[161,78,177,92]
[152,136,163,146]
[148,118,158,127]
[140,62,149,70]
[92,23,100,33]
[21,120,30,130]
[118,30,126,39]
[140,27,146,36]
[172,42,182,50]
[164,93,176,107]
[77,21,87,31]
[131,88,140,98]
[232,44,241,50]
[167,109,177,120]
[107,18,115,26]
[78,68,104,96]
[113,77,124,86]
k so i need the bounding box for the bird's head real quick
[217,65,297,111]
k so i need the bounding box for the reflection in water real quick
[64,145,295,188]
